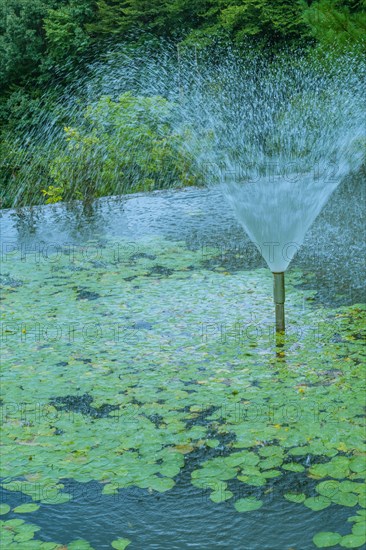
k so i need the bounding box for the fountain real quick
[2,41,366,550]
[175,47,365,332]
[5,43,365,332]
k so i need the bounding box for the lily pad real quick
[316,481,340,498]
[234,498,263,512]
[226,451,259,468]
[261,470,281,478]
[304,496,331,511]
[313,532,342,548]
[111,539,131,550]
[258,446,284,458]
[206,439,220,448]
[340,534,366,548]
[210,490,233,503]
[331,492,359,507]
[238,475,266,487]
[260,457,283,470]
[13,503,40,514]
[0,504,11,515]
[349,457,366,474]
[148,477,175,493]
[352,523,366,536]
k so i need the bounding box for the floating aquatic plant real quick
[1,237,365,547]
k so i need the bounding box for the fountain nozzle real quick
[273,272,285,333]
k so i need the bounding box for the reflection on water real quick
[1,173,365,306]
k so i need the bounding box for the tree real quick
[0,0,51,88]
[44,0,95,63]
[86,0,171,36]
[301,0,366,47]
[218,0,308,44]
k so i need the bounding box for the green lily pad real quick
[206,439,220,448]
[4,519,25,527]
[159,463,181,478]
[309,464,332,479]
[352,523,366,536]
[260,457,283,470]
[210,490,233,503]
[238,475,266,487]
[313,532,342,548]
[111,539,131,550]
[226,451,259,468]
[348,514,365,524]
[289,447,308,457]
[148,477,175,493]
[0,504,11,515]
[339,481,361,493]
[304,496,331,511]
[234,498,263,512]
[316,481,340,498]
[349,456,366,473]
[261,469,281,478]
[331,492,359,507]
[237,466,262,477]
[14,531,36,543]
[340,534,366,548]
[102,484,119,495]
[258,446,284,458]
[13,503,40,514]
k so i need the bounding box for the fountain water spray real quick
[178,47,365,333]
[5,42,365,332]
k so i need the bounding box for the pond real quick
[0,174,365,549]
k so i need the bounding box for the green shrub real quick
[48,93,200,202]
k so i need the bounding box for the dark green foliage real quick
[210,0,308,45]
[0,0,51,88]
[0,0,365,207]
[86,0,172,36]
[301,0,366,47]
[87,0,309,45]
[44,0,95,63]
[1,0,364,95]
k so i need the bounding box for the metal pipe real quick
[273,272,285,332]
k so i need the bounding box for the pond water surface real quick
[1,177,365,549]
